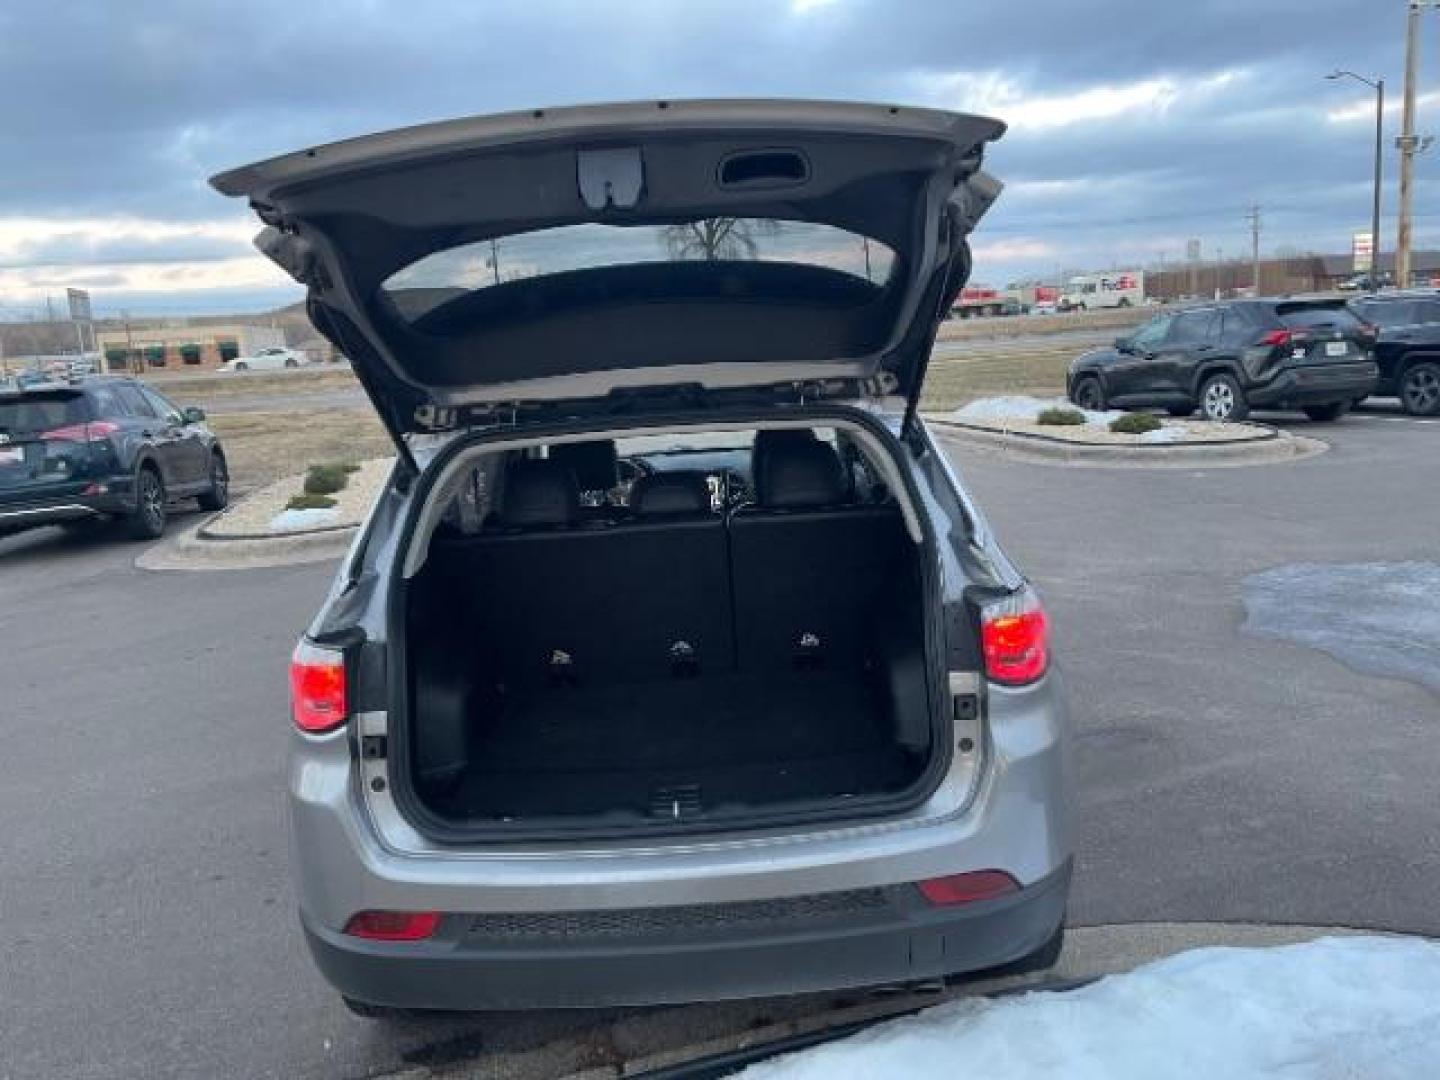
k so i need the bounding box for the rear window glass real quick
[1353,300,1438,328]
[1276,304,1362,331]
[0,392,89,436]
[381,220,897,323]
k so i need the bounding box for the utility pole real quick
[488,239,501,285]
[1397,1,1439,287]
[122,310,136,375]
[1246,205,1262,295]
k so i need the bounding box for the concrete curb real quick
[928,417,1328,468]
[136,514,356,571]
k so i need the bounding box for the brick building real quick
[93,322,288,372]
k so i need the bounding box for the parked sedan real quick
[0,376,228,540]
[219,346,306,372]
[1067,298,1379,422]
[1348,292,1440,415]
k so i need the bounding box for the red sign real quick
[1035,286,1059,303]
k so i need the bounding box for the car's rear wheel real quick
[126,466,166,540]
[1199,373,1248,422]
[1072,376,1105,411]
[1303,401,1350,422]
[233,361,248,371]
[284,357,298,368]
[1400,361,1440,416]
[198,452,229,511]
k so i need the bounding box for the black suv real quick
[1067,298,1379,422]
[1348,292,1440,415]
[0,376,228,540]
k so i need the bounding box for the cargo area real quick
[399,425,941,834]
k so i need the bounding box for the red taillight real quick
[343,910,442,941]
[1256,329,1295,347]
[289,640,347,733]
[980,589,1049,686]
[40,420,118,442]
[917,870,1019,907]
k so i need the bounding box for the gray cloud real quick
[0,0,1436,310]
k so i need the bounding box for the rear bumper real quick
[0,487,134,529]
[302,859,1071,1010]
[288,670,1072,1009]
[1247,361,1378,406]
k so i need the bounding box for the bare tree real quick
[662,218,780,261]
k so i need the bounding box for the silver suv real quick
[214,100,1071,1015]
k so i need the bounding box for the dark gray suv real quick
[214,99,1071,1016]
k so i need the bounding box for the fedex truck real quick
[1058,271,1144,311]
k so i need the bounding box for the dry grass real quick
[935,305,1149,342]
[919,348,1075,412]
[208,408,392,489]
[146,366,359,399]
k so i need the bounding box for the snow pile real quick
[268,507,341,532]
[1137,425,1187,444]
[953,395,1124,426]
[742,936,1440,1079]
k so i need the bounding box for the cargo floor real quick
[431,671,915,822]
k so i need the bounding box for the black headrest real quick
[549,440,617,492]
[499,459,579,527]
[752,428,817,467]
[631,471,713,517]
[755,438,847,509]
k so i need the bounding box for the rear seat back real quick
[728,437,907,673]
[448,459,732,689]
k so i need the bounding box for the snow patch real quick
[1137,424,1187,443]
[953,395,1124,425]
[742,936,1440,1079]
[268,507,341,532]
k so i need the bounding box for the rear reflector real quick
[917,870,1019,907]
[980,588,1049,686]
[289,639,347,733]
[343,910,442,941]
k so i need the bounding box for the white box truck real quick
[1058,271,1144,311]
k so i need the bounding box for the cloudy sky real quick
[0,0,1435,317]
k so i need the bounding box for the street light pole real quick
[1328,70,1386,292]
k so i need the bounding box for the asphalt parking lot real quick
[1,405,1437,1079]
